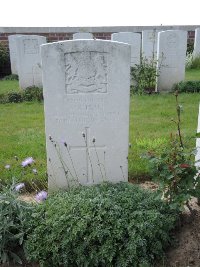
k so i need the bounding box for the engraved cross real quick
[69,127,106,183]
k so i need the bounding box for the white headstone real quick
[194,28,200,58]
[142,30,158,61]
[73,32,93,39]
[16,35,46,89]
[156,30,187,92]
[196,103,200,169]
[41,40,131,191]
[111,32,141,67]
[8,34,23,75]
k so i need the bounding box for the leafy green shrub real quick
[190,55,200,69]
[185,53,200,70]
[185,52,194,70]
[187,43,194,54]
[22,87,43,102]
[144,92,200,211]
[131,56,158,95]
[0,92,22,104]
[2,74,19,81]
[0,42,11,78]
[172,80,200,93]
[25,182,178,267]
[0,184,34,265]
[7,92,23,103]
[0,93,6,103]
[145,135,199,210]
[0,42,9,69]
[0,87,43,104]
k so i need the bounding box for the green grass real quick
[0,102,46,188]
[129,93,200,178]
[185,69,200,81]
[0,80,20,94]
[0,92,199,186]
[0,68,199,96]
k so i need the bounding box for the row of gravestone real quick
[41,39,200,191]
[7,34,200,191]
[8,29,200,92]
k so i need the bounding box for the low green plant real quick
[0,87,43,104]
[2,74,19,81]
[0,42,11,78]
[0,42,9,69]
[0,182,34,265]
[131,56,158,95]
[25,182,178,267]
[185,52,194,70]
[185,53,200,70]
[22,87,43,102]
[6,92,23,103]
[172,80,200,93]
[190,55,200,69]
[144,91,200,211]
[187,43,194,54]
[0,91,23,103]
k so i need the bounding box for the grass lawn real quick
[0,68,199,95]
[0,92,199,186]
[0,102,46,187]
[129,93,200,178]
[0,80,20,94]
[185,69,200,81]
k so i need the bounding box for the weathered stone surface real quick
[8,34,23,74]
[16,35,46,89]
[41,40,131,190]
[73,32,93,39]
[156,30,187,92]
[194,28,200,57]
[111,32,141,66]
[142,30,158,61]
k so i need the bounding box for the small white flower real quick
[32,168,38,174]
[5,164,11,170]
[35,191,48,202]
[15,183,25,191]
[21,157,34,167]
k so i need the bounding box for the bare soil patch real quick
[163,198,200,267]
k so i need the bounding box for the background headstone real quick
[196,103,200,169]
[8,34,23,75]
[142,30,158,61]
[194,28,200,58]
[156,30,187,92]
[111,32,141,67]
[16,35,46,89]
[73,32,93,39]
[41,40,131,191]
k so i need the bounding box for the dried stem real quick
[175,91,184,148]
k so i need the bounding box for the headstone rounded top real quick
[156,30,187,92]
[41,39,131,50]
